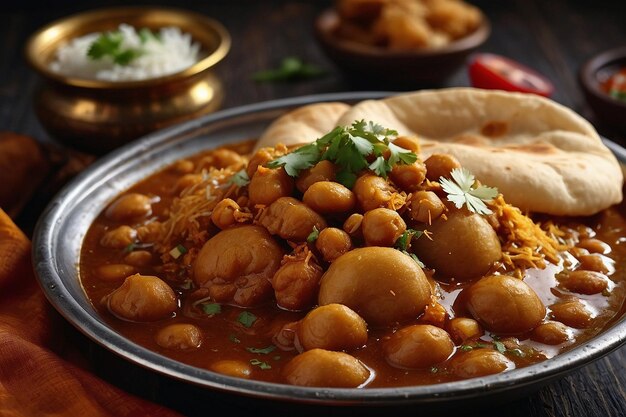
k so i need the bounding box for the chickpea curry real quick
[80,120,626,388]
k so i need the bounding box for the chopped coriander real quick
[228,334,241,344]
[229,169,250,187]
[395,229,423,251]
[87,31,142,66]
[493,341,506,354]
[201,303,221,315]
[307,226,320,243]
[179,280,193,290]
[460,345,474,352]
[440,168,498,215]
[138,27,160,44]
[123,242,137,253]
[267,120,417,188]
[169,244,187,259]
[507,348,525,357]
[250,359,272,370]
[253,57,327,82]
[237,311,257,328]
[245,345,276,355]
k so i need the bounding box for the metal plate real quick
[32,92,626,406]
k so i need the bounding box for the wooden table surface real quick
[2,1,625,416]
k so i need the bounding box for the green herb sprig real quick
[439,168,498,215]
[267,120,417,188]
[87,28,160,66]
[253,57,326,82]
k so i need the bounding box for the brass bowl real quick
[26,6,231,154]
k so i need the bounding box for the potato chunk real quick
[318,247,431,327]
[193,225,283,307]
[297,304,368,351]
[107,274,177,322]
[283,349,370,388]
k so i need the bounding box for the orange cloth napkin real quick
[0,209,182,417]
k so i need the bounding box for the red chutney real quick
[79,139,626,388]
[601,67,626,103]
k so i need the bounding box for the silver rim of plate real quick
[32,92,626,405]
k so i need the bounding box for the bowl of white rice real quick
[26,6,231,154]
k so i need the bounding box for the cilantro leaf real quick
[388,142,418,166]
[395,229,423,251]
[249,359,272,370]
[246,345,276,354]
[307,226,320,243]
[267,143,320,177]
[440,168,498,215]
[228,169,250,187]
[237,311,257,328]
[253,57,327,82]
[201,302,221,315]
[87,31,142,66]
[493,341,506,354]
[335,170,357,189]
[368,156,388,178]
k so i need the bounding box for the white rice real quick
[49,24,201,81]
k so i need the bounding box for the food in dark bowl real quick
[579,46,626,132]
[75,89,626,389]
[314,0,490,88]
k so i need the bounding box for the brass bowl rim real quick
[25,6,231,90]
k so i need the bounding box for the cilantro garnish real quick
[237,311,257,328]
[169,244,187,260]
[201,303,221,315]
[229,169,250,187]
[493,340,506,354]
[253,57,327,82]
[439,168,498,215]
[228,334,241,344]
[123,242,136,253]
[87,31,145,66]
[395,229,423,251]
[249,359,272,370]
[307,226,320,243]
[245,345,276,355]
[267,120,417,188]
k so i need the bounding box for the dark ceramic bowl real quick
[314,8,490,89]
[579,46,626,132]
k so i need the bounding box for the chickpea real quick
[389,161,426,192]
[282,349,370,388]
[136,221,162,243]
[97,264,136,282]
[577,238,610,254]
[211,198,241,230]
[383,325,454,369]
[297,304,368,351]
[100,225,136,249]
[413,208,501,281]
[319,247,431,326]
[530,321,572,345]
[259,197,327,242]
[171,159,194,174]
[409,191,445,224]
[549,299,593,329]
[107,274,177,322]
[174,174,203,194]
[124,250,153,267]
[558,270,609,295]
[316,228,352,262]
[362,208,407,247]
[105,193,152,222]
[424,154,462,181]
[578,254,611,274]
[353,174,397,212]
[246,147,276,179]
[211,360,252,379]
[451,349,513,379]
[194,225,283,307]
[272,259,323,311]
[201,148,244,170]
[392,136,420,153]
[447,317,483,344]
[343,213,364,239]
[302,181,356,214]
[465,275,546,334]
[155,324,202,350]
[248,166,294,207]
[296,160,337,193]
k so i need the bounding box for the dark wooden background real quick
[1,1,625,416]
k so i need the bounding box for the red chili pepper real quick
[468,53,555,97]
